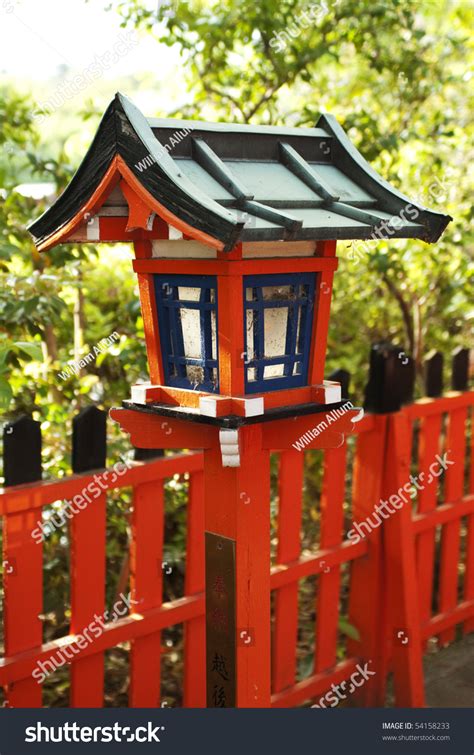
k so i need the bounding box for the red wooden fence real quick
[0,452,206,708]
[0,358,472,708]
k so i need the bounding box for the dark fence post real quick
[133,447,164,461]
[3,415,42,486]
[451,347,470,392]
[363,342,415,413]
[72,405,107,473]
[424,350,444,398]
[328,368,351,400]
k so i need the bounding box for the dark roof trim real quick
[241,200,302,235]
[192,137,253,201]
[148,117,328,138]
[119,95,242,230]
[29,94,244,251]
[317,113,452,242]
[279,142,339,202]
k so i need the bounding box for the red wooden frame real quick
[217,273,245,395]
[36,151,338,405]
[131,257,338,276]
[132,246,338,400]
[36,155,225,253]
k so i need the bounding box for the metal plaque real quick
[205,531,236,708]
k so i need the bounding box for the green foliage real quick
[0,335,43,408]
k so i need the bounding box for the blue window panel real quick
[154,274,219,392]
[243,272,315,393]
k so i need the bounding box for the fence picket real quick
[272,451,304,694]
[183,469,206,707]
[382,412,425,706]
[70,499,106,706]
[451,347,469,392]
[438,406,467,645]
[3,416,42,487]
[424,351,443,398]
[464,405,474,634]
[364,343,415,413]
[129,479,164,706]
[3,417,43,708]
[415,413,442,648]
[347,416,387,705]
[314,445,346,673]
[70,407,107,707]
[72,406,106,473]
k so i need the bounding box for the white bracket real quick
[86,215,100,240]
[131,383,160,404]
[242,396,264,417]
[199,396,221,417]
[199,395,264,418]
[219,428,240,467]
[313,380,341,403]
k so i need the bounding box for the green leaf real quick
[298,652,314,681]
[338,617,360,642]
[0,378,13,408]
[15,341,43,361]
[0,347,11,367]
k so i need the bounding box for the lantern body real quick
[131,237,338,419]
[27,92,451,422]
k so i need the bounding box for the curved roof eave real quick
[28,93,244,251]
[317,113,452,243]
[27,96,118,240]
[116,93,243,230]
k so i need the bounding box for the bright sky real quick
[0,0,188,126]
[0,0,175,79]
[0,0,188,152]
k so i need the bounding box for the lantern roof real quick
[29,93,451,252]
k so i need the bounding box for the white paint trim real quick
[86,216,100,241]
[323,380,341,403]
[219,428,240,467]
[199,396,218,417]
[152,239,217,258]
[242,241,316,258]
[168,225,183,240]
[131,383,154,404]
[243,397,264,417]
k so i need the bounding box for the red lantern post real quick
[29,92,451,707]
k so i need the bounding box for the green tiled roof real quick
[29,93,451,251]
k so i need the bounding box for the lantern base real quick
[111,402,364,459]
[122,398,354,429]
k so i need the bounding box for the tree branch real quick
[381,271,415,356]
